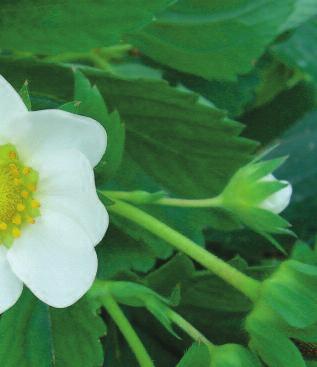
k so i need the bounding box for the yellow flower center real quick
[0,144,40,247]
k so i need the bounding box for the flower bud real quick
[259,174,292,214]
[218,157,293,248]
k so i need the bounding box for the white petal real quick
[43,197,108,247]
[259,174,292,214]
[36,149,109,245]
[6,109,106,167]
[0,75,27,139]
[7,210,98,308]
[0,247,23,313]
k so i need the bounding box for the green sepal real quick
[90,280,180,338]
[245,245,317,366]
[210,344,261,367]
[219,157,292,250]
[246,157,288,181]
[19,81,32,111]
[262,260,317,328]
[177,343,260,367]
[246,316,306,367]
[176,343,211,367]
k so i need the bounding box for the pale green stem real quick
[167,309,215,348]
[43,45,131,71]
[97,44,133,60]
[43,50,112,72]
[102,291,155,367]
[154,196,222,207]
[43,51,92,63]
[106,199,260,301]
[102,190,223,208]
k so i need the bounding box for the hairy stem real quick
[102,292,155,367]
[106,199,260,301]
[167,309,214,348]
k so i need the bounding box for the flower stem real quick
[167,309,214,348]
[107,199,260,301]
[43,51,92,63]
[102,291,155,367]
[102,190,223,208]
[42,45,131,71]
[155,196,223,207]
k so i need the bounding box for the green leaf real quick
[272,18,317,85]
[241,81,316,145]
[97,225,169,279]
[127,0,295,80]
[97,79,257,200]
[99,154,210,278]
[0,57,258,198]
[104,320,179,367]
[0,0,174,54]
[268,110,317,239]
[73,70,125,183]
[252,56,298,109]
[165,68,259,117]
[145,255,252,345]
[0,290,106,367]
[0,57,252,281]
[177,343,211,367]
[280,0,317,31]
[145,254,195,293]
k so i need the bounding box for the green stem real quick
[155,196,222,207]
[97,44,132,60]
[107,199,260,301]
[102,291,155,367]
[102,190,223,208]
[43,45,131,71]
[167,309,214,348]
[43,52,92,63]
[43,50,113,72]
[89,53,113,71]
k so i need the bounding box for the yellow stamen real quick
[27,183,36,192]
[27,216,35,224]
[31,200,40,209]
[0,143,41,246]
[21,190,29,199]
[0,222,7,230]
[12,227,21,238]
[8,151,17,160]
[12,214,22,225]
[16,203,26,212]
[22,167,31,175]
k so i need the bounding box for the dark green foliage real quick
[0,2,316,367]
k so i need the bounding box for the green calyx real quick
[245,243,317,366]
[210,344,261,367]
[219,157,293,249]
[178,343,260,367]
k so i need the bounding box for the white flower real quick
[0,75,109,311]
[259,174,292,214]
